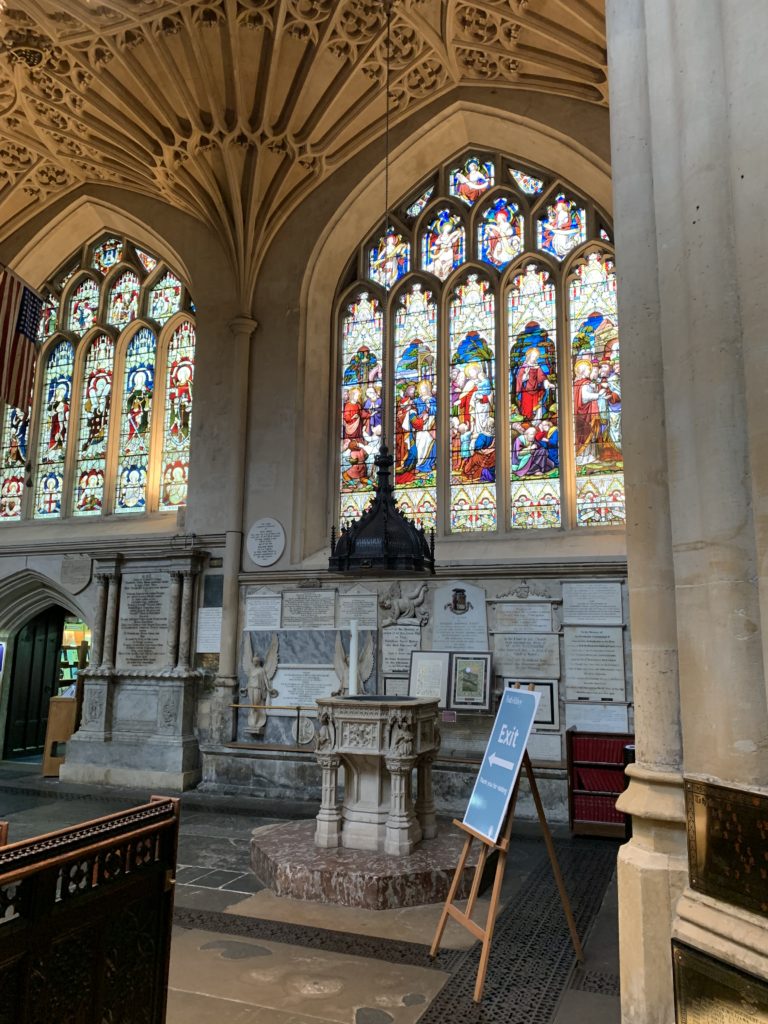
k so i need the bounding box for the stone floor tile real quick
[221,872,265,894]
[174,886,255,913]
[167,989,330,1023]
[552,988,620,1024]
[175,865,215,885]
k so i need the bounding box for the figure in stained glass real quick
[149,274,182,322]
[0,475,23,519]
[108,272,139,327]
[46,380,71,452]
[422,211,464,281]
[117,466,146,510]
[6,408,27,466]
[450,158,494,205]
[75,468,104,513]
[513,337,555,423]
[162,461,188,507]
[68,280,99,335]
[343,346,379,388]
[479,198,523,268]
[38,472,62,516]
[37,299,57,341]
[125,367,153,452]
[398,379,436,482]
[368,230,409,290]
[538,193,586,260]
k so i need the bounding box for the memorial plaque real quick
[246,517,286,567]
[269,666,339,715]
[504,679,559,730]
[562,581,623,625]
[493,602,552,634]
[565,701,630,733]
[433,581,489,651]
[493,633,560,679]
[685,779,768,918]
[337,585,378,630]
[381,624,421,674]
[116,573,171,671]
[60,554,92,594]
[196,607,222,653]
[282,589,336,630]
[527,732,562,763]
[384,677,409,697]
[673,941,768,1023]
[244,587,282,630]
[563,626,625,701]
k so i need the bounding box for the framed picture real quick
[449,652,492,711]
[408,650,451,708]
[503,678,559,730]
[384,676,409,697]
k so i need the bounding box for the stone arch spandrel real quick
[0,569,89,638]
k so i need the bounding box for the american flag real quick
[0,268,42,412]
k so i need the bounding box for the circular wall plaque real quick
[246,517,286,567]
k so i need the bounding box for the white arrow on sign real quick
[489,753,517,771]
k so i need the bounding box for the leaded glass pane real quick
[0,406,28,520]
[135,248,158,273]
[72,334,114,516]
[159,320,195,510]
[67,279,99,335]
[148,272,182,323]
[115,327,156,513]
[368,229,410,290]
[339,293,383,528]
[91,237,123,275]
[34,340,74,518]
[449,157,494,206]
[449,274,496,531]
[107,271,140,328]
[393,283,437,532]
[508,265,560,528]
[509,168,544,195]
[37,296,58,342]
[537,192,586,261]
[569,252,624,526]
[421,210,464,281]
[405,187,434,220]
[478,197,524,269]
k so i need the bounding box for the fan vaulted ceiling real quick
[0,0,607,301]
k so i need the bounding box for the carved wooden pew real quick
[0,796,180,1023]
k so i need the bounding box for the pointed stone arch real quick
[0,570,88,639]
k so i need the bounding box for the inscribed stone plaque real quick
[493,633,560,678]
[246,517,286,567]
[381,624,421,674]
[493,602,552,634]
[673,941,768,1023]
[564,701,630,733]
[337,585,378,630]
[116,573,171,671]
[433,581,489,651]
[282,589,336,630]
[563,626,625,700]
[562,581,623,625]
[527,732,562,763]
[384,677,409,697]
[60,554,92,594]
[196,607,222,653]
[244,587,282,630]
[270,666,339,714]
[685,779,768,918]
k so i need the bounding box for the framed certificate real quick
[408,650,450,708]
[449,652,492,711]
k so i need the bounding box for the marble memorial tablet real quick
[246,517,286,567]
[527,732,562,763]
[244,587,282,630]
[562,581,623,625]
[564,701,630,733]
[493,601,552,634]
[493,633,560,678]
[269,666,339,714]
[384,677,409,697]
[116,572,172,671]
[381,624,421,674]
[433,581,488,651]
[282,589,336,630]
[196,607,222,652]
[563,626,625,700]
[337,585,378,630]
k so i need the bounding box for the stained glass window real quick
[34,340,75,519]
[148,272,182,323]
[159,320,195,510]
[339,293,383,527]
[393,283,437,531]
[449,275,496,532]
[510,168,545,195]
[508,265,560,528]
[135,249,158,273]
[67,279,99,336]
[37,295,58,342]
[449,157,494,206]
[537,192,586,261]
[107,271,140,328]
[368,229,410,290]
[0,406,28,521]
[72,334,114,516]
[115,328,156,514]
[599,227,611,242]
[479,197,524,269]
[405,187,434,220]
[569,252,624,526]
[421,210,464,281]
[91,237,123,275]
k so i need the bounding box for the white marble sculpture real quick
[379,581,430,627]
[240,632,279,735]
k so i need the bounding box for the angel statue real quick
[379,581,429,627]
[332,630,374,696]
[240,632,279,735]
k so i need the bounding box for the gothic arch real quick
[0,570,88,638]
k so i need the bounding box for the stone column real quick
[314,753,342,848]
[166,570,182,670]
[100,573,120,670]
[89,573,109,667]
[384,757,420,855]
[414,753,437,840]
[176,570,195,672]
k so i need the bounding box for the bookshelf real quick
[566,727,634,837]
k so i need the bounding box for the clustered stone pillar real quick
[314,753,342,848]
[166,570,183,670]
[89,573,109,668]
[177,570,195,672]
[414,753,438,840]
[101,572,120,670]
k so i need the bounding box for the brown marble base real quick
[250,820,484,910]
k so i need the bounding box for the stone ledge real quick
[251,819,485,910]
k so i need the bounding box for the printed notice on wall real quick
[196,607,222,653]
[381,624,421,674]
[282,589,336,630]
[562,582,623,625]
[563,626,625,701]
[116,573,171,671]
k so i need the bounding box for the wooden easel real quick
[430,687,583,1003]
